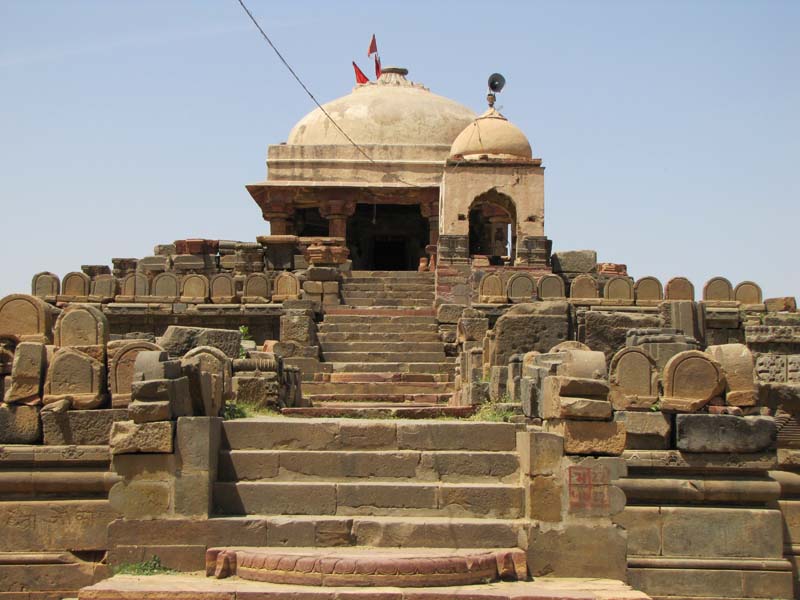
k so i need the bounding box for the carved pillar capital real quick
[319,197,356,219]
[257,196,295,236]
[419,199,439,219]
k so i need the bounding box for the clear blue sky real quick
[1,1,798,299]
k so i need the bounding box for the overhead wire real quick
[234,0,424,189]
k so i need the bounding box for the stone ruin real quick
[1,63,799,600]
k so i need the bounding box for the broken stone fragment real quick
[661,350,725,413]
[159,326,242,359]
[541,376,612,420]
[613,410,672,450]
[544,419,626,456]
[551,249,597,274]
[129,400,173,423]
[437,303,466,324]
[0,403,41,443]
[675,414,776,453]
[705,344,758,407]
[42,347,106,410]
[4,341,46,404]
[110,420,175,454]
[133,351,181,381]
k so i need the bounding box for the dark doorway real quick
[373,238,407,270]
[347,204,427,271]
[295,208,328,237]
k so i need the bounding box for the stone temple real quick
[1,66,799,600]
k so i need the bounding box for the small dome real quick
[287,67,476,147]
[449,108,532,160]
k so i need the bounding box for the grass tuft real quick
[222,400,281,420]
[114,555,174,576]
[468,399,518,423]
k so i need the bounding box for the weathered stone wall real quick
[0,445,119,595]
[446,284,800,599]
[0,295,302,597]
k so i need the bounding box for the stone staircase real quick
[291,271,458,417]
[86,417,650,599]
[340,270,436,307]
[213,418,525,530]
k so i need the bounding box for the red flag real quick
[374,54,382,79]
[367,34,378,57]
[352,61,369,84]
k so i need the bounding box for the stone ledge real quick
[622,450,777,471]
[78,573,651,599]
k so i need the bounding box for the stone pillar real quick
[489,216,509,256]
[256,196,295,236]
[327,216,347,238]
[319,197,356,240]
[268,216,291,235]
[420,200,440,246]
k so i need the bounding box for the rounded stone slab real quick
[207,547,526,587]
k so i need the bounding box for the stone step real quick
[323,308,436,318]
[305,393,452,404]
[321,351,446,363]
[342,298,434,308]
[322,314,437,324]
[303,381,452,394]
[206,546,527,587]
[349,271,435,279]
[319,341,445,353]
[341,280,435,287]
[318,331,441,342]
[221,418,519,451]
[323,372,445,383]
[79,575,651,600]
[329,362,455,375]
[282,404,471,419]
[0,560,100,598]
[212,481,525,518]
[342,290,435,299]
[318,323,439,334]
[107,514,527,551]
[217,449,520,483]
[342,283,435,292]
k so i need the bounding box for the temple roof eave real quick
[247,180,440,210]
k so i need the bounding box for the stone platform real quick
[79,573,651,599]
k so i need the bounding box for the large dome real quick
[287,67,476,147]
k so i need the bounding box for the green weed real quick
[221,401,280,420]
[114,555,174,576]
[469,400,518,422]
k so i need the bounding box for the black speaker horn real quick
[488,73,506,93]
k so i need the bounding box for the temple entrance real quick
[347,204,427,271]
[373,238,407,270]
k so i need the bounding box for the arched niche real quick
[634,276,663,303]
[734,281,762,305]
[703,277,733,302]
[467,190,518,264]
[570,274,599,299]
[604,276,634,301]
[32,272,60,299]
[665,277,695,301]
[538,275,566,299]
